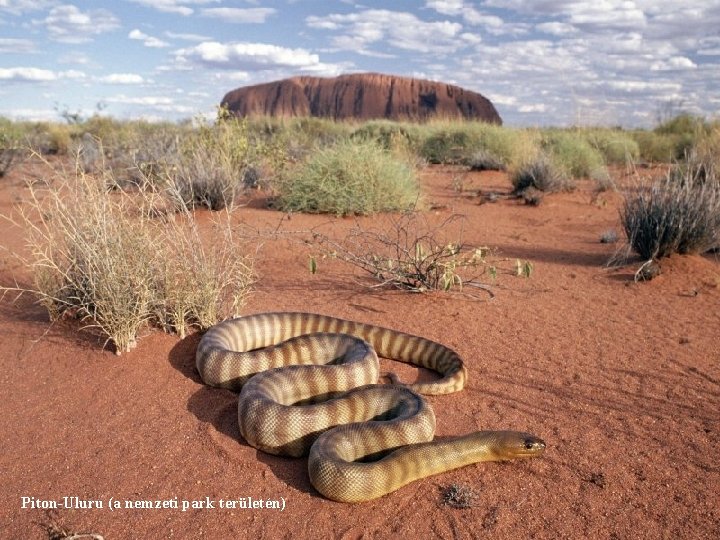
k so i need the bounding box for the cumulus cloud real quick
[0,0,55,15]
[175,41,328,71]
[0,37,36,53]
[425,0,504,30]
[129,29,170,48]
[125,0,220,16]
[0,66,56,82]
[0,66,86,82]
[200,7,277,23]
[164,31,212,42]
[306,9,463,54]
[98,73,146,84]
[38,5,120,44]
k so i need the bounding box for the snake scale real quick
[196,312,545,503]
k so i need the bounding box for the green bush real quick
[277,139,420,215]
[584,129,640,164]
[351,120,421,152]
[631,131,679,162]
[542,130,608,179]
[416,122,539,169]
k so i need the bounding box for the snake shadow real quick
[168,334,323,499]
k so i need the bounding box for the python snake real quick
[196,312,545,503]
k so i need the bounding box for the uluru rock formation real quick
[221,73,502,124]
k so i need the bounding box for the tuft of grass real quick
[467,148,506,171]
[276,139,420,216]
[511,154,572,195]
[4,155,253,352]
[542,130,608,179]
[621,169,720,260]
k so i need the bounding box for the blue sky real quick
[0,0,718,126]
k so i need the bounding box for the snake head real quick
[493,431,546,459]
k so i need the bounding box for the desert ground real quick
[1,159,718,539]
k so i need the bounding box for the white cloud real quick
[126,0,220,17]
[164,31,211,42]
[129,29,170,48]
[650,56,697,71]
[306,10,463,54]
[0,66,86,82]
[0,37,35,53]
[425,0,504,28]
[175,41,326,71]
[39,5,120,44]
[0,0,54,15]
[566,1,647,30]
[98,73,145,84]
[536,22,578,36]
[200,7,276,24]
[0,107,58,121]
[0,66,56,82]
[106,95,174,106]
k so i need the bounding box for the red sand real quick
[1,161,718,539]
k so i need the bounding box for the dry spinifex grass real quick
[3,154,253,353]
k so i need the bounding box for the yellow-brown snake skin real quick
[196,312,545,503]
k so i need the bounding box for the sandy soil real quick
[1,159,718,539]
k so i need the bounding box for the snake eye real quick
[524,440,536,450]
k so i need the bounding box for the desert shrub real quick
[511,153,572,194]
[542,130,608,179]
[310,213,493,292]
[419,125,476,164]
[631,130,678,163]
[0,118,28,177]
[168,121,252,210]
[352,120,418,149]
[584,129,640,164]
[36,123,73,155]
[467,148,506,171]
[621,170,720,259]
[5,157,254,352]
[276,139,420,216]
[417,122,541,170]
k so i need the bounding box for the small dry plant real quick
[310,212,494,293]
[440,483,478,509]
[3,154,253,352]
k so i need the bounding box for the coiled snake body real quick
[196,312,545,503]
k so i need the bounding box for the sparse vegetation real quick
[308,212,521,294]
[541,130,608,180]
[4,155,253,353]
[276,139,421,216]
[621,166,720,260]
[511,153,572,195]
[440,483,478,509]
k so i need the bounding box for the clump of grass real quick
[511,154,572,195]
[584,128,640,165]
[542,130,608,180]
[276,139,420,216]
[168,121,252,210]
[4,155,253,352]
[468,148,506,171]
[0,124,27,178]
[621,169,720,260]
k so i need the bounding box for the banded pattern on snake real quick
[196,312,545,503]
